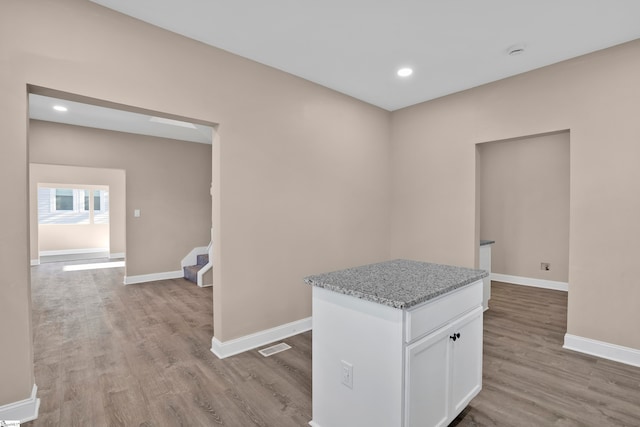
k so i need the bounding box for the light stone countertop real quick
[304,259,488,309]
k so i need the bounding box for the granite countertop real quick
[480,239,495,246]
[304,259,488,309]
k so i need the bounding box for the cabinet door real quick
[449,307,483,417]
[405,324,452,427]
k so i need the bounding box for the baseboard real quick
[308,421,321,427]
[39,248,108,256]
[0,384,40,423]
[30,259,40,266]
[109,252,125,259]
[563,334,640,368]
[123,270,183,285]
[211,317,312,359]
[491,273,568,292]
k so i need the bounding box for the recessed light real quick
[53,105,68,112]
[397,67,413,77]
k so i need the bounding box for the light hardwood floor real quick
[27,261,640,426]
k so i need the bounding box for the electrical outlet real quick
[541,262,550,271]
[341,360,353,389]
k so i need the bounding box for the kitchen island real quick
[304,259,488,427]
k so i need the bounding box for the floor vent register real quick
[258,342,291,357]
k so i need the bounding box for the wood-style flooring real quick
[27,261,640,427]
[453,282,640,427]
[28,259,311,427]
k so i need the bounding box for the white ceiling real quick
[90,0,640,111]
[29,94,213,144]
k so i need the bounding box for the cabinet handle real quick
[449,332,461,342]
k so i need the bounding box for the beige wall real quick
[0,0,390,406]
[4,0,638,411]
[30,163,126,259]
[478,132,570,282]
[29,120,212,278]
[391,41,640,353]
[39,224,109,252]
[39,223,109,253]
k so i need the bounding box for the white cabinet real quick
[479,242,493,310]
[405,323,451,427]
[310,280,483,427]
[405,303,483,427]
[450,308,483,415]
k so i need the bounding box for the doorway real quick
[27,87,215,281]
[477,130,570,290]
[31,165,126,265]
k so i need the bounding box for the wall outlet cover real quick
[341,360,353,388]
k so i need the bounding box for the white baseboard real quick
[30,259,40,266]
[308,422,321,427]
[109,252,125,259]
[123,270,183,285]
[211,317,312,359]
[39,248,108,256]
[0,384,40,423]
[564,334,640,368]
[491,273,568,292]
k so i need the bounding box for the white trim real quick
[180,246,208,268]
[109,252,125,259]
[196,241,213,287]
[123,270,183,285]
[563,334,640,368]
[181,243,213,287]
[308,422,322,427]
[31,259,40,266]
[491,273,568,292]
[196,264,213,287]
[0,384,40,423]
[211,317,312,359]
[39,247,109,256]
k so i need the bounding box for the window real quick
[94,190,110,225]
[84,190,102,211]
[55,189,74,211]
[38,186,109,225]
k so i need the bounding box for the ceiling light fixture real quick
[53,105,68,112]
[397,67,413,77]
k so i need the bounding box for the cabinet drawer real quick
[405,280,482,343]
